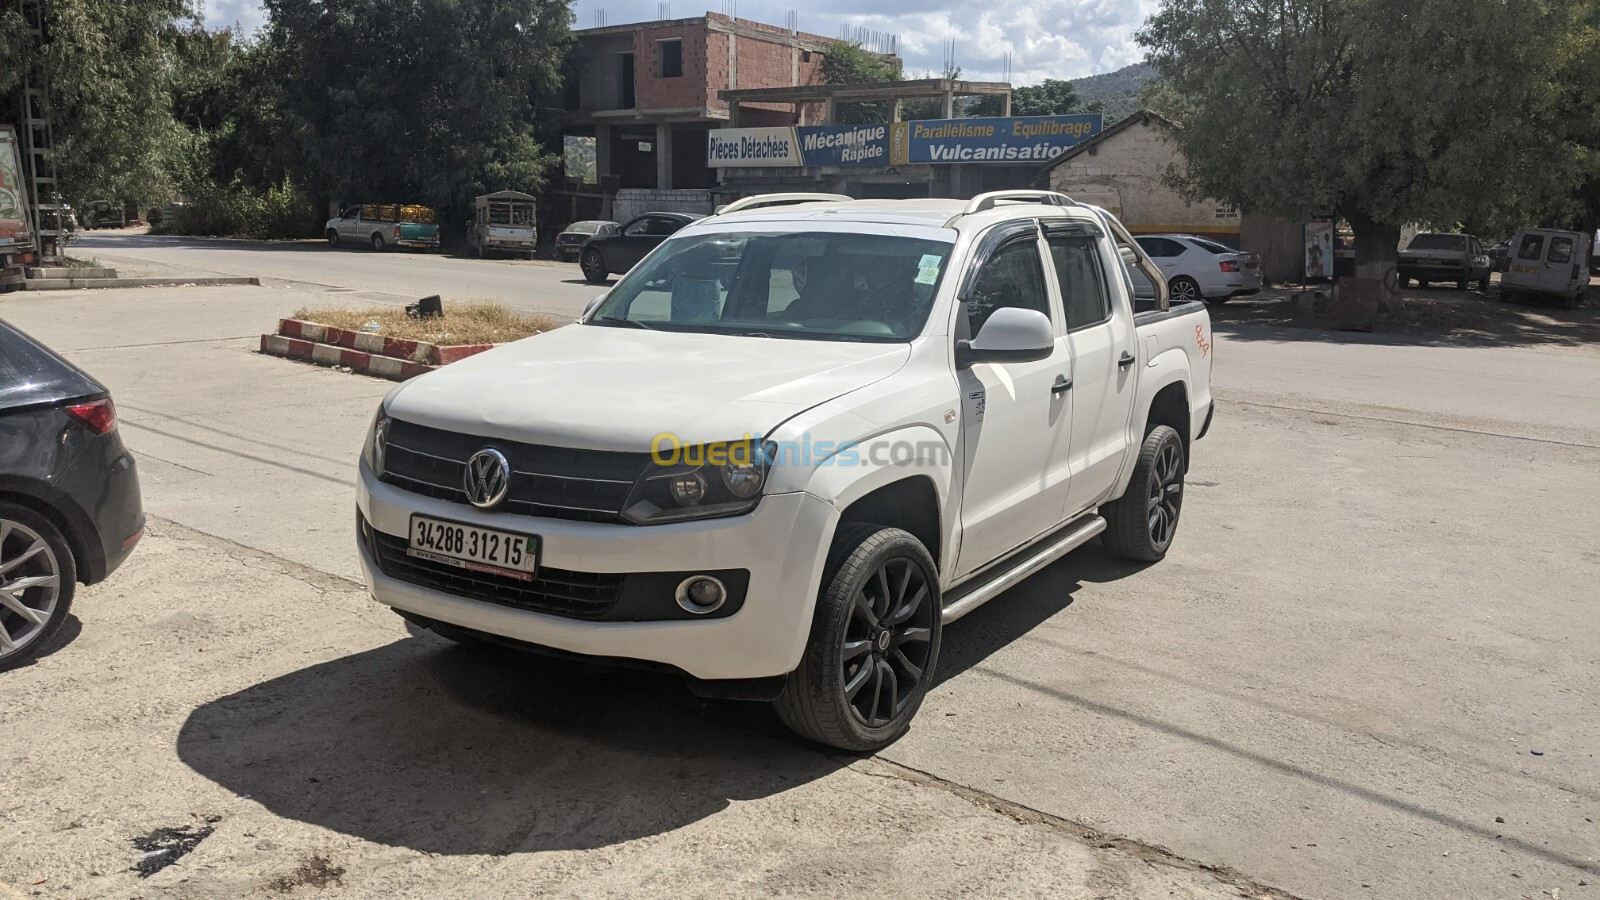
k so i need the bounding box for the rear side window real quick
[1190,237,1234,254]
[1517,234,1545,261]
[1136,237,1185,258]
[966,238,1051,336]
[1549,236,1574,264]
[1047,234,1112,330]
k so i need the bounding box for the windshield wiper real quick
[594,315,654,330]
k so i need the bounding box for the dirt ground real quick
[1212,281,1600,351]
[0,519,1281,899]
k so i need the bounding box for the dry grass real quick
[291,299,559,345]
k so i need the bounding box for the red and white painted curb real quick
[259,334,436,381]
[260,319,500,381]
[277,319,493,365]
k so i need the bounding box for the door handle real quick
[1051,376,1073,395]
[1118,351,1137,367]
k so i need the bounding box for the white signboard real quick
[706,127,801,168]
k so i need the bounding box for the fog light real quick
[675,575,728,615]
[669,472,707,506]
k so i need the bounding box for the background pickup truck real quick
[355,190,1213,752]
[325,204,440,252]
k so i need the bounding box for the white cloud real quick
[203,0,1151,84]
[202,0,267,35]
[571,0,1156,84]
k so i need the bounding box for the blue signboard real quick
[889,114,1102,165]
[794,124,890,166]
[707,114,1102,168]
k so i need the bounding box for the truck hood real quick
[386,324,911,451]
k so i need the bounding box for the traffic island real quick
[21,265,260,290]
[258,300,558,381]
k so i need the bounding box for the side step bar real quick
[940,514,1106,624]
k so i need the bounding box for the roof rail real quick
[713,192,853,216]
[944,190,1079,226]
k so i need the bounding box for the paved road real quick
[2,248,1597,898]
[75,230,603,320]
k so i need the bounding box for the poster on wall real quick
[1304,221,1334,280]
[0,126,34,251]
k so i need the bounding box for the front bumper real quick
[357,460,838,680]
[1398,263,1466,280]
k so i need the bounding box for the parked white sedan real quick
[1134,234,1263,304]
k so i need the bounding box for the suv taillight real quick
[66,397,117,434]
[1219,259,1240,273]
[393,225,401,239]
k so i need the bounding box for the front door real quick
[339,207,363,241]
[955,227,1075,578]
[1047,225,1139,519]
[611,216,659,270]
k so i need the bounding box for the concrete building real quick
[1040,111,1304,282]
[1040,111,1242,242]
[560,12,855,220]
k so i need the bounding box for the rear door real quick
[954,224,1076,578]
[1540,233,1577,294]
[1046,225,1138,519]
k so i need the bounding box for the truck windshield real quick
[588,231,953,342]
[1408,234,1466,251]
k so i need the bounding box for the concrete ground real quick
[1,237,1597,898]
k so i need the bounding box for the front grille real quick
[370,528,624,620]
[382,419,651,523]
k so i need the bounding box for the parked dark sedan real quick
[1,319,143,670]
[554,219,619,261]
[579,212,702,283]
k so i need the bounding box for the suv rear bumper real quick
[358,461,838,680]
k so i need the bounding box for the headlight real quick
[624,439,769,524]
[362,406,389,476]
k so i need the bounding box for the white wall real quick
[613,188,714,223]
[1047,118,1241,239]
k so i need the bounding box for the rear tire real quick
[1478,274,1491,292]
[0,503,77,673]
[370,233,384,252]
[775,524,942,752]
[1457,277,1468,290]
[1168,276,1201,305]
[1100,425,1186,563]
[1417,278,1429,288]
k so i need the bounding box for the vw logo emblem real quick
[463,448,511,509]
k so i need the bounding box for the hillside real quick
[1071,62,1156,123]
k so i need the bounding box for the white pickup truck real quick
[356,191,1214,751]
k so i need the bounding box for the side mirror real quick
[956,307,1054,368]
[581,292,608,321]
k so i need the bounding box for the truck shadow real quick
[174,542,1147,856]
[175,633,837,856]
[933,541,1150,688]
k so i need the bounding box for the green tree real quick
[970,78,1083,118]
[260,0,573,220]
[4,0,192,206]
[819,41,902,124]
[1138,0,1600,275]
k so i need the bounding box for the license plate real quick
[407,515,540,581]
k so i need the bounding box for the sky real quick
[199,0,1156,86]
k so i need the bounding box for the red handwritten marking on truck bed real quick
[1195,324,1211,358]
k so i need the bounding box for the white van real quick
[1501,228,1592,308]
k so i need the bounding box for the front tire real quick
[775,525,942,752]
[1168,276,1201,305]
[1101,425,1186,563]
[0,503,76,673]
[581,248,608,283]
[326,229,339,246]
